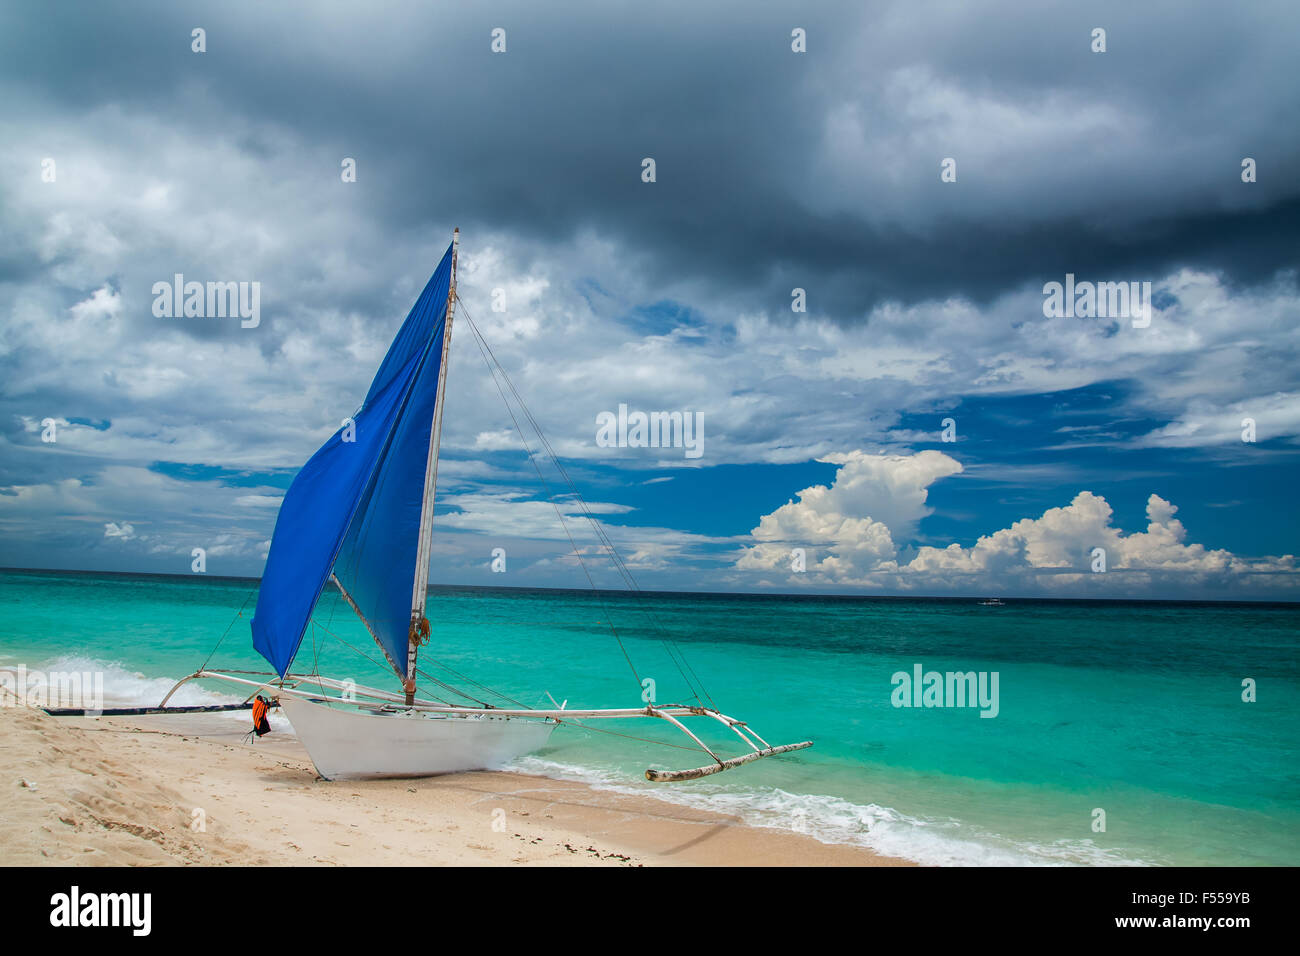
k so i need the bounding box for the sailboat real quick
[162,230,810,782]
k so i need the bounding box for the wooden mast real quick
[406,228,459,705]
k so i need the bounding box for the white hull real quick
[279,695,557,780]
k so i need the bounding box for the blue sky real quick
[1,1,1298,600]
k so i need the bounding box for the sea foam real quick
[509,755,1154,867]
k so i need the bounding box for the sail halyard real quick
[405,228,459,704]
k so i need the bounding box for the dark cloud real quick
[4,0,1296,321]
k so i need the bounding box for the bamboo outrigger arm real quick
[157,670,812,782]
[644,741,813,782]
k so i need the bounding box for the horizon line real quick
[2,565,1297,608]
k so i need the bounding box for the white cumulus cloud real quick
[735,451,1298,597]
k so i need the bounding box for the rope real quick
[558,716,711,754]
[459,295,716,708]
[459,294,710,703]
[416,654,535,710]
[461,302,644,692]
[200,588,257,671]
[304,614,466,707]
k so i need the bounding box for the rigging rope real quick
[558,715,711,754]
[304,613,471,707]
[458,294,711,702]
[200,588,257,671]
[416,654,535,710]
[460,301,644,692]
[458,294,716,708]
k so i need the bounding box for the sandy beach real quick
[0,695,906,867]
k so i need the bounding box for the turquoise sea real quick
[2,567,1297,866]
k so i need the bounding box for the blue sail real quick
[251,243,454,678]
[331,320,446,677]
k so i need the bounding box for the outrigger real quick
[160,669,809,782]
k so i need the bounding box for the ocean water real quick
[2,567,1297,866]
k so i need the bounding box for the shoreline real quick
[0,698,909,867]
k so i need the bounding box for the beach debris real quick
[19,778,38,790]
[558,841,634,863]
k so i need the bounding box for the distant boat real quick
[977,598,1006,607]
[161,230,810,782]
